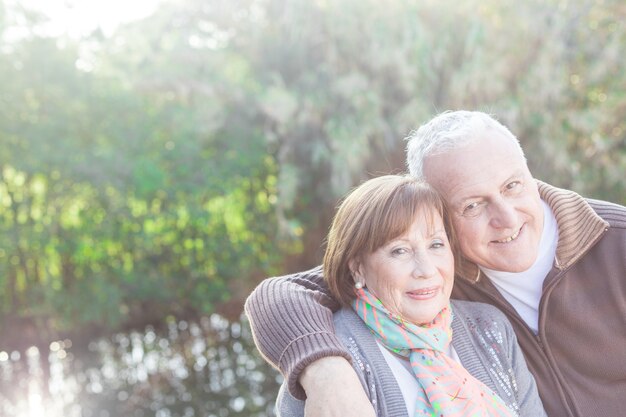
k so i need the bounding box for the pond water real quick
[0,315,282,417]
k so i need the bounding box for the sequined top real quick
[276,300,546,417]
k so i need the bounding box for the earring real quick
[354,282,363,289]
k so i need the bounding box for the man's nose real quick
[489,199,517,229]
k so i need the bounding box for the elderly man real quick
[245,111,626,417]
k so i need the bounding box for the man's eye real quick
[461,201,484,217]
[506,181,521,190]
[463,202,479,213]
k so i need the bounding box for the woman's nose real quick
[411,252,437,279]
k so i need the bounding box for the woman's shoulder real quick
[450,300,512,331]
[332,307,369,338]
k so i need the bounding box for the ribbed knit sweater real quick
[275,301,546,417]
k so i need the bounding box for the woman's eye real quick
[431,241,445,249]
[391,248,409,256]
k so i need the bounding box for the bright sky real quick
[9,0,163,38]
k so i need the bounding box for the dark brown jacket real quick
[244,182,626,417]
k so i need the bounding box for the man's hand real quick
[299,356,376,417]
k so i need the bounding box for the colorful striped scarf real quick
[352,288,515,417]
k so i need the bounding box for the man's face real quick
[423,130,544,272]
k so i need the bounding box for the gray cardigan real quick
[276,300,546,417]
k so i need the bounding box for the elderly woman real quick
[276,175,546,417]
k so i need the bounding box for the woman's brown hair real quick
[323,175,457,307]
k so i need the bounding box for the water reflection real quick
[0,314,281,417]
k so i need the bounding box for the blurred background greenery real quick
[0,0,624,415]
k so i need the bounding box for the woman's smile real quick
[405,286,440,300]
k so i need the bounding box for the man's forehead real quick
[424,135,528,185]
[444,170,524,203]
[425,151,527,205]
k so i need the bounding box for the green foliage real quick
[0,2,281,338]
[0,0,624,340]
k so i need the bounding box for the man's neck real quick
[479,200,558,333]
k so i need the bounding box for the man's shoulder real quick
[538,180,626,229]
[586,198,626,229]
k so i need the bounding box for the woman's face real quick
[353,209,455,325]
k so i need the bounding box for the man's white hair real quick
[406,110,525,180]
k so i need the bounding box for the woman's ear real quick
[349,259,364,286]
